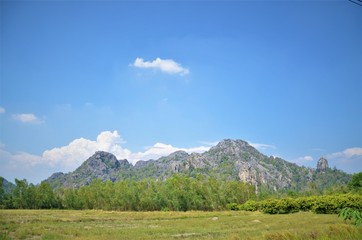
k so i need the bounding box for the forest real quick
[1,172,361,212]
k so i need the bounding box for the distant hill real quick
[0,177,15,193]
[45,139,351,193]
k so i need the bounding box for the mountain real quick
[0,177,15,193]
[45,139,351,192]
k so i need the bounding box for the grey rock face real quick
[317,157,329,173]
[47,151,131,188]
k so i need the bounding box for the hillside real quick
[45,139,351,192]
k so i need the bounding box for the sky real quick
[0,0,361,184]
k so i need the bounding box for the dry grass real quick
[0,210,361,239]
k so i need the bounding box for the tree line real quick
[1,172,360,211]
[0,175,256,211]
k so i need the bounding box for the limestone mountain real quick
[45,139,351,192]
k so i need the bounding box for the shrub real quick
[235,194,362,215]
[240,200,259,211]
[295,196,315,211]
[226,203,239,211]
[259,198,299,214]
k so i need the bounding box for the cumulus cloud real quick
[131,57,190,75]
[43,131,132,169]
[42,132,209,169]
[0,131,210,183]
[13,113,43,124]
[0,107,5,114]
[329,147,362,159]
[326,147,362,173]
[0,149,54,184]
[132,143,210,162]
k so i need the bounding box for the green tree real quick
[348,172,362,193]
[12,179,29,209]
[63,188,84,209]
[36,181,57,209]
[0,177,4,207]
[26,184,37,209]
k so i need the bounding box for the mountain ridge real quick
[45,139,351,192]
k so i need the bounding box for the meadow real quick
[1,210,361,240]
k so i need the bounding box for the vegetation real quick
[0,171,361,239]
[339,208,362,227]
[230,194,362,214]
[1,210,361,240]
[348,172,362,193]
[44,141,352,194]
[0,175,256,211]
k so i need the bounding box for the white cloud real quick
[329,147,362,159]
[326,147,362,173]
[292,155,314,166]
[248,141,276,151]
[0,149,54,184]
[290,148,362,173]
[13,113,43,124]
[131,57,190,75]
[0,131,210,183]
[43,131,132,169]
[0,107,5,114]
[132,142,209,162]
[299,156,314,162]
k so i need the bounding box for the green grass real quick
[0,210,361,239]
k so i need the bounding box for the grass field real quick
[1,210,361,240]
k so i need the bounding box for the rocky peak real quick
[160,150,189,162]
[169,150,189,158]
[316,157,329,173]
[85,151,121,170]
[213,139,249,150]
[209,139,259,158]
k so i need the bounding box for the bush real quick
[259,198,299,214]
[312,196,338,214]
[240,200,259,211]
[235,194,362,215]
[226,203,239,211]
[312,195,362,214]
[296,197,312,211]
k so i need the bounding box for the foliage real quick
[339,207,362,226]
[0,179,61,209]
[239,200,259,211]
[0,175,256,211]
[238,194,362,214]
[348,172,362,193]
[260,198,300,214]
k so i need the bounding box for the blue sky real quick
[0,0,361,184]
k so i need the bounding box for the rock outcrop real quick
[45,139,351,192]
[316,157,329,173]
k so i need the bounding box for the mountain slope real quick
[45,139,351,192]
